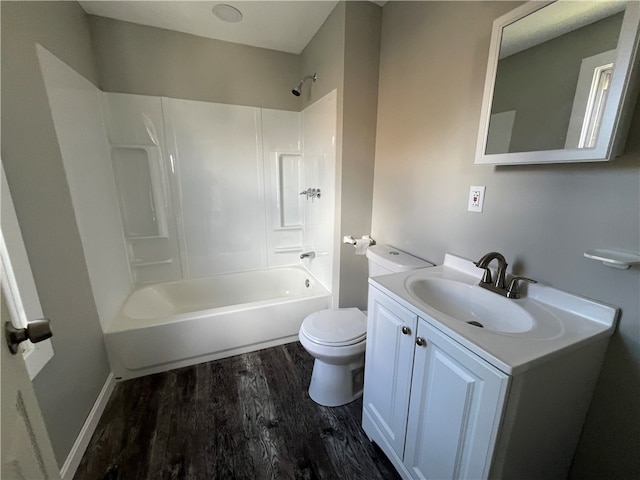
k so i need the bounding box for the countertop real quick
[369,253,619,375]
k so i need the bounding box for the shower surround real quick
[38,46,338,376]
[102,90,337,290]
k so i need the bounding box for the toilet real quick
[299,244,433,407]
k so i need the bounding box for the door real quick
[1,163,60,479]
[1,293,60,479]
[362,286,417,458]
[1,163,54,378]
[403,319,509,480]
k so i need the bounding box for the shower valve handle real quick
[299,188,321,200]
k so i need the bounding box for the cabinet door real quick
[363,287,417,458]
[404,319,508,480]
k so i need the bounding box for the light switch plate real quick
[468,186,485,213]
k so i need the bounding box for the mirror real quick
[476,0,640,165]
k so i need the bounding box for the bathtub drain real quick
[305,279,310,288]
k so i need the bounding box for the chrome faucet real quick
[474,251,537,299]
[300,251,315,260]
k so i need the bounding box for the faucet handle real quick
[474,260,493,284]
[476,265,492,284]
[506,276,537,299]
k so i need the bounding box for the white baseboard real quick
[60,372,116,480]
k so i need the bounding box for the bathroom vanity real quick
[362,254,618,480]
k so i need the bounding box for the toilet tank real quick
[366,244,433,276]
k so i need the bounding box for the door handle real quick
[5,319,52,354]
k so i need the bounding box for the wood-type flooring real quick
[74,342,401,480]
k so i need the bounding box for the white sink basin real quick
[406,277,535,333]
[370,253,618,374]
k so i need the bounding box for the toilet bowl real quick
[299,308,367,407]
[299,244,434,407]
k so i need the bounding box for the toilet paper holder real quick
[343,235,376,247]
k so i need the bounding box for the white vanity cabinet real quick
[363,286,508,480]
[363,255,617,480]
[362,286,417,458]
[404,320,507,480]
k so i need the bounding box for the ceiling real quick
[79,1,341,54]
[500,1,625,59]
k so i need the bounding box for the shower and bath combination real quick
[292,73,317,96]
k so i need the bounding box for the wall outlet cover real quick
[468,186,486,213]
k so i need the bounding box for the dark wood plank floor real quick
[74,342,401,480]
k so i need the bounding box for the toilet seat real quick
[300,308,367,346]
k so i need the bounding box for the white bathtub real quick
[105,266,330,380]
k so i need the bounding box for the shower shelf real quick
[111,144,159,149]
[111,145,169,239]
[274,225,303,232]
[126,235,169,240]
[274,246,303,254]
[131,259,174,267]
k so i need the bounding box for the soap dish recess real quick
[584,249,640,270]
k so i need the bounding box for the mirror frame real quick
[475,0,640,165]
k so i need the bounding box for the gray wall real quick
[339,1,382,309]
[88,15,300,111]
[300,1,345,110]
[373,2,639,477]
[1,0,112,467]
[299,1,382,309]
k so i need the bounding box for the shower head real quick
[292,73,317,97]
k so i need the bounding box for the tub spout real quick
[300,251,315,260]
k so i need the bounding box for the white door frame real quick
[1,163,54,378]
[1,160,60,479]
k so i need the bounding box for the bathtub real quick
[105,266,331,380]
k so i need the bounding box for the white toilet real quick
[299,244,433,406]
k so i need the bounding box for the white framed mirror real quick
[475,0,640,165]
